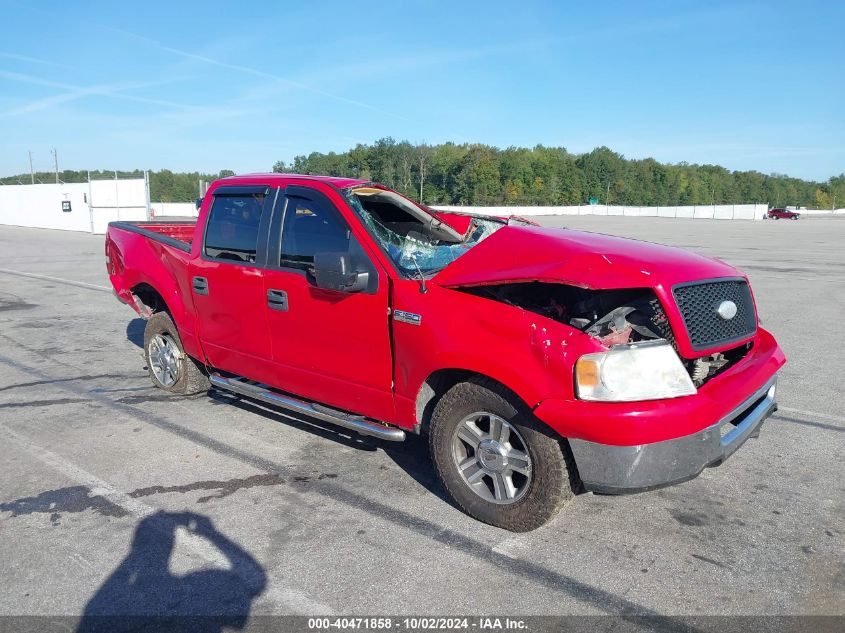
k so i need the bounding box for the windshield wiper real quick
[409,255,428,294]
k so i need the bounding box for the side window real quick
[204,192,270,262]
[279,195,351,270]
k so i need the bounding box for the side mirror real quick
[313,252,369,293]
[195,198,203,210]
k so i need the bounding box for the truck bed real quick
[108,220,196,251]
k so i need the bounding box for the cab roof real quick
[218,173,370,189]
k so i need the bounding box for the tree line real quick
[3,142,842,208]
[274,140,844,209]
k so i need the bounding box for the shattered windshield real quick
[343,188,504,276]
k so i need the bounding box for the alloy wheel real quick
[451,412,532,504]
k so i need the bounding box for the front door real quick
[261,185,395,422]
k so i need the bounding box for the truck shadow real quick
[125,318,145,348]
[208,391,455,509]
[76,511,266,633]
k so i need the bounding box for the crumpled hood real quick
[432,225,741,290]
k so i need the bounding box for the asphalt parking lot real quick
[0,216,843,623]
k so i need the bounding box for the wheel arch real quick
[415,368,530,434]
[129,280,204,362]
[415,367,583,491]
[131,282,170,316]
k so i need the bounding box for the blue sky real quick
[1,0,842,181]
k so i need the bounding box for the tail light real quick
[105,236,123,275]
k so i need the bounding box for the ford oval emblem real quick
[717,300,738,320]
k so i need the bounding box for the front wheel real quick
[429,378,575,531]
[143,312,210,395]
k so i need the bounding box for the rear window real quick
[204,193,270,262]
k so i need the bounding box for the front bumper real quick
[569,374,778,493]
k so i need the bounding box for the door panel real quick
[262,187,395,422]
[263,270,394,419]
[191,259,273,379]
[191,187,277,384]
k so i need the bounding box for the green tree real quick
[454,145,501,205]
[826,174,845,209]
[2,142,832,208]
[814,188,832,209]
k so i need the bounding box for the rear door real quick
[261,185,395,421]
[190,185,279,384]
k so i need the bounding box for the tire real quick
[429,378,575,531]
[143,311,210,395]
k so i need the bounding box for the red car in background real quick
[766,208,800,220]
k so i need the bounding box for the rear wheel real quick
[429,378,574,531]
[143,312,210,395]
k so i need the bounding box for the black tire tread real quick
[143,312,210,396]
[429,376,574,532]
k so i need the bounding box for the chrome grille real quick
[672,279,757,351]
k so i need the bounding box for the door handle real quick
[192,276,209,295]
[267,289,288,311]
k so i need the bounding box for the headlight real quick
[575,340,696,402]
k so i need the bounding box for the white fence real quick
[793,208,845,215]
[0,183,93,232]
[150,202,197,218]
[89,178,148,233]
[431,203,769,220]
[3,184,838,235]
[0,178,149,234]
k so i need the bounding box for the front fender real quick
[390,280,601,430]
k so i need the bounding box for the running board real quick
[209,374,406,442]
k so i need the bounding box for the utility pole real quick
[87,171,94,233]
[28,151,34,184]
[606,182,611,207]
[52,148,59,184]
[144,170,151,221]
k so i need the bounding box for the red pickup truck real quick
[106,174,785,531]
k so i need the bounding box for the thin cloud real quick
[0,51,72,69]
[2,3,541,133]
[99,25,414,123]
[306,39,551,84]
[4,79,165,116]
[0,70,249,118]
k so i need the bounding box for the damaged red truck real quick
[105,174,785,531]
